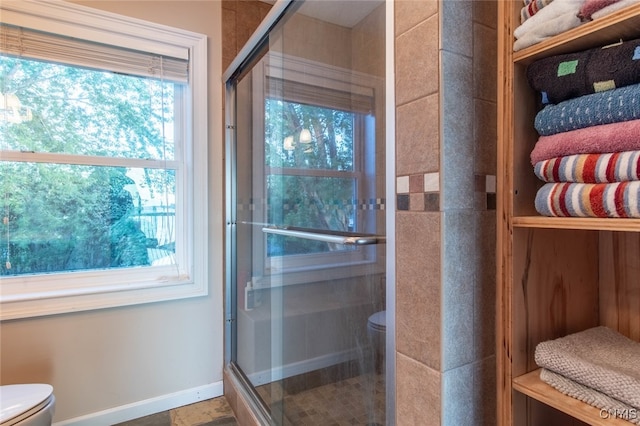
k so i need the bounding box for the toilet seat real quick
[0,384,54,426]
[367,310,386,332]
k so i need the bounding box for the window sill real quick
[0,278,207,320]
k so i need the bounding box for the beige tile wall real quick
[222,0,273,71]
[223,1,498,424]
[394,0,497,425]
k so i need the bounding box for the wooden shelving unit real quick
[513,370,634,426]
[497,2,640,425]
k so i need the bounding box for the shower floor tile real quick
[257,373,385,426]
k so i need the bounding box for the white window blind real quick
[266,76,374,114]
[0,23,189,83]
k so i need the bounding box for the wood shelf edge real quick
[513,369,636,425]
[513,3,640,63]
[511,217,640,232]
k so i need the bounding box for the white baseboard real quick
[246,349,360,386]
[53,381,224,426]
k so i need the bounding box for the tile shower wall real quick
[221,0,272,71]
[222,1,498,424]
[394,1,497,425]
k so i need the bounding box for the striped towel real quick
[534,151,640,183]
[534,82,640,136]
[535,181,640,217]
[521,0,555,22]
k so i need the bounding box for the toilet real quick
[367,310,386,373]
[0,384,55,426]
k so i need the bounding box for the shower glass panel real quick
[227,1,386,424]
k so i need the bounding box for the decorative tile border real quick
[396,173,496,211]
[236,199,386,212]
[474,174,496,210]
[396,172,439,211]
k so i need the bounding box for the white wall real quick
[0,2,225,423]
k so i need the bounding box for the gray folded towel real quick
[540,368,640,424]
[535,326,640,410]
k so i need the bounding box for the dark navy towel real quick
[527,37,640,105]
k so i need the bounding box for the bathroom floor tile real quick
[114,410,172,426]
[115,396,236,426]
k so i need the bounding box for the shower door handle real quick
[261,226,384,245]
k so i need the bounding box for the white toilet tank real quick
[0,384,55,426]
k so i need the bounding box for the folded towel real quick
[527,38,640,105]
[535,83,640,136]
[514,11,583,51]
[514,0,585,39]
[540,368,640,424]
[530,119,640,164]
[534,151,640,183]
[535,181,640,217]
[521,0,555,22]
[535,327,640,408]
[578,0,622,20]
[592,0,640,18]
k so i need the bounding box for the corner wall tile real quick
[396,212,441,369]
[395,0,438,36]
[441,0,472,57]
[473,99,497,176]
[441,51,474,211]
[473,23,497,102]
[396,353,441,426]
[442,363,475,426]
[396,15,439,106]
[474,211,496,359]
[473,0,498,29]
[474,356,497,426]
[396,94,440,176]
[442,211,476,369]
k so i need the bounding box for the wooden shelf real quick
[513,3,640,64]
[498,1,640,424]
[513,370,636,426]
[512,217,640,232]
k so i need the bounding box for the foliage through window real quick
[1,56,179,275]
[264,98,361,257]
[0,2,208,319]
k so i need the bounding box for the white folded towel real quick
[514,0,585,39]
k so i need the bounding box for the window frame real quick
[251,52,381,283]
[0,0,208,320]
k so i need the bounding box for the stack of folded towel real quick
[535,327,640,424]
[514,0,639,51]
[526,37,640,218]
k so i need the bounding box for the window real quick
[0,1,208,319]
[254,53,379,277]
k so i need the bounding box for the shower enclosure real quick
[224,1,389,423]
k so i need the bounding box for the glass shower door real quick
[227,1,386,424]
